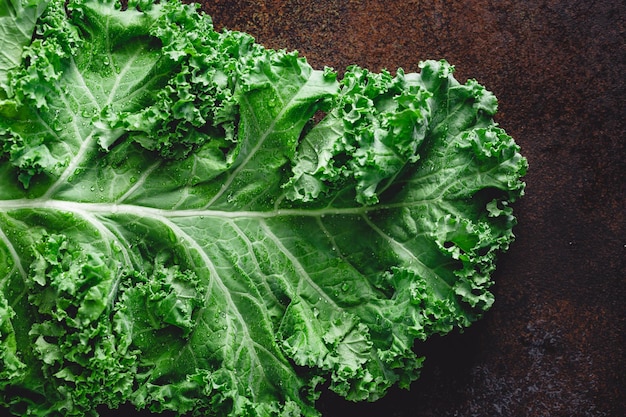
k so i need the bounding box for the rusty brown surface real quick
[193,1,625,416]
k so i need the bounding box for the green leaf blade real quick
[0,1,527,416]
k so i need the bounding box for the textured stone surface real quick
[197,1,625,416]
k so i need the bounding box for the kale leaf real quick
[0,1,527,415]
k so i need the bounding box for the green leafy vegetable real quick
[0,0,527,415]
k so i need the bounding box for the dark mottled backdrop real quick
[139,0,624,416]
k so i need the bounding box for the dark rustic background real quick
[91,0,624,416]
[194,1,625,416]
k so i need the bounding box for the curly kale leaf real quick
[0,1,527,416]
